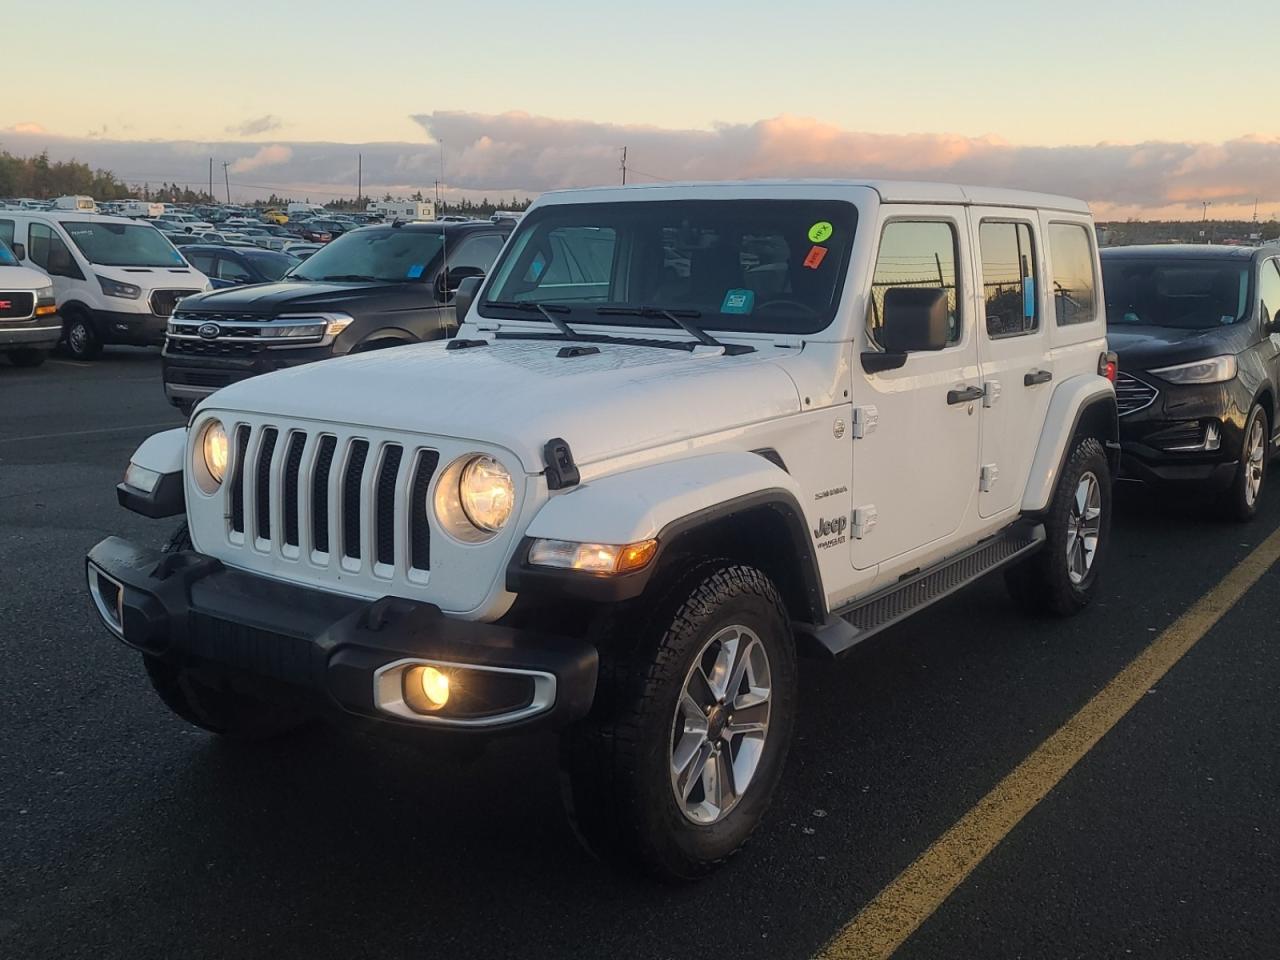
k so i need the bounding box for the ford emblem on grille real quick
[197,322,221,340]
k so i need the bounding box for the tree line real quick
[0,150,215,204]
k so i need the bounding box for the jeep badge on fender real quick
[87,180,1117,881]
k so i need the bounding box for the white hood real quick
[0,263,52,290]
[206,338,804,471]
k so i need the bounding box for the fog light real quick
[1205,422,1221,452]
[420,666,450,708]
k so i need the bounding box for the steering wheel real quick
[755,298,819,317]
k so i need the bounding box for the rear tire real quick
[560,561,798,880]
[1219,404,1268,522]
[1006,437,1112,617]
[142,522,311,741]
[7,349,47,368]
[63,309,102,360]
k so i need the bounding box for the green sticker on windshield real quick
[808,221,834,244]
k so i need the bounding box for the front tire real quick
[560,561,798,880]
[1220,404,1269,522]
[1006,437,1112,617]
[63,310,102,360]
[6,349,47,368]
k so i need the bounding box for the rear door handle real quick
[947,385,984,405]
[1024,369,1053,386]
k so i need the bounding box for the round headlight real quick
[202,420,229,484]
[458,455,514,532]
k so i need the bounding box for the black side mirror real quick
[11,242,24,260]
[454,275,483,322]
[437,265,486,301]
[880,287,950,353]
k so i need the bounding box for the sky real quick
[4,0,1279,219]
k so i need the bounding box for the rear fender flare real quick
[1022,375,1118,514]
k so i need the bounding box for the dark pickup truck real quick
[162,219,511,412]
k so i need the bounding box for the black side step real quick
[795,521,1045,659]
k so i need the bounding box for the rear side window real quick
[1049,223,1097,326]
[0,219,14,248]
[868,220,962,346]
[979,221,1039,338]
[1260,260,1280,326]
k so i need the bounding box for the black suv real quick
[1102,244,1280,518]
[162,219,511,412]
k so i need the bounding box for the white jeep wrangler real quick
[87,181,1118,879]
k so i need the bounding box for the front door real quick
[970,211,1053,517]
[851,210,982,570]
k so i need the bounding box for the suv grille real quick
[0,292,35,320]
[1115,372,1158,416]
[225,424,439,574]
[150,289,200,317]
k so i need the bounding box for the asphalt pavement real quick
[2,350,1277,960]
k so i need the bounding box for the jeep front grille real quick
[1115,372,1158,416]
[223,423,439,575]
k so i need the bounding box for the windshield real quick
[246,250,301,281]
[0,240,18,267]
[290,226,445,282]
[60,220,186,267]
[1103,258,1251,329]
[480,199,857,334]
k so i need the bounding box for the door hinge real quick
[853,505,878,539]
[983,380,1002,408]
[980,463,999,492]
[852,405,879,439]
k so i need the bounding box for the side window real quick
[868,220,961,346]
[1260,260,1280,327]
[1049,223,1097,326]
[521,226,617,294]
[447,234,505,273]
[187,252,215,275]
[28,222,52,268]
[0,219,14,248]
[979,221,1039,338]
[216,257,252,283]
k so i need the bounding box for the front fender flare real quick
[1022,375,1118,514]
[508,451,823,612]
[117,428,186,518]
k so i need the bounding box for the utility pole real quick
[620,146,627,186]
[208,158,213,200]
[357,153,362,203]
[222,162,231,204]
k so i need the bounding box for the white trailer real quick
[53,195,97,213]
[369,199,435,221]
[122,201,165,219]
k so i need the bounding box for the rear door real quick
[970,211,1052,517]
[851,209,982,570]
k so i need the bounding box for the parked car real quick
[180,244,300,289]
[0,211,210,359]
[261,209,289,225]
[158,212,215,234]
[298,223,333,243]
[160,217,511,410]
[91,180,1117,879]
[0,238,59,367]
[1102,244,1280,518]
[281,242,322,260]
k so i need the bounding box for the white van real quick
[54,195,98,213]
[122,200,166,219]
[0,238,59,368]
[287,202,326,217]
[0,212,211,359]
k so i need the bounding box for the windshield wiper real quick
[482,300,579,338]
[596,306,754,355]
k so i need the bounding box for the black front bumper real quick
[93,309,169,346]
[161,343,335,406]
[1117,377,1248,490]
[86,537,597,733]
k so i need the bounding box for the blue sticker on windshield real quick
[406,263,425,279]
[1022,277,1035,318]
[529,253,546,280]
[721,288,754,315]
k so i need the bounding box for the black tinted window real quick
[979,221,1038,338]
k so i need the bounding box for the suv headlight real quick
[1150,355,1237,385]
[193,419,229,494]
[96,274,142,299]
[433,454,514,541]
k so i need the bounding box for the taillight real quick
[1099,351,1118,383]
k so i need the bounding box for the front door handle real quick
[947,385,984,405]
[1024,369,1053,386]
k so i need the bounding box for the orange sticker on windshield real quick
[803,245,828,269]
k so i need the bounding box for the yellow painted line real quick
[818,524,1280,960]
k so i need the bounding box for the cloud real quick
[4,122,45,134]
[4,113,1280,218]
[230,144,292,174]
[227,115,284,137]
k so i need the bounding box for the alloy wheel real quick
[1066,471,1103,585]
[1245,415,1266,507]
